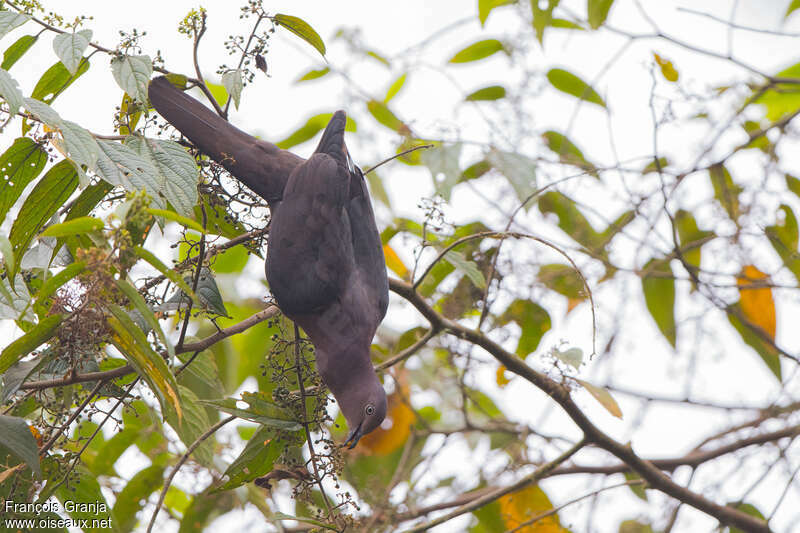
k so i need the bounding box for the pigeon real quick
[148,76,389,447]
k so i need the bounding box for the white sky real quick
[2,1,800,532]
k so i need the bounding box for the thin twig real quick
[293,323,335,518]
[146,415,236,533]
[399,439,587,533]
[364,144,433,174]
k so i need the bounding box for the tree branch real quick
[388,278,772,533]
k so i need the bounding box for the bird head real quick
[340,372,387,449]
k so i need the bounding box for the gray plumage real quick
[148,77,389,447]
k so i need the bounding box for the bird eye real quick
[365,404,375,416]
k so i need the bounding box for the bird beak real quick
[343,421,364,449]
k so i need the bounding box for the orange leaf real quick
[498,484,568,532]
[737,265,776,339]
[383,244,409,279]
[359,383,415,455]
[566,297,582,314]
[29,425,43,447]
[496,365,511,387]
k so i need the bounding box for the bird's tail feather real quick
[314,110,347,163]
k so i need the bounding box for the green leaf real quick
[295,66,329,83]
[366,99,406,133]
[674,209,713,271]
[531,0,561,44]
[125,137,200,217]
[200,395,301,430]
[221,69,243,110]
[95,139,164,209]
[479,0,515,26]
[728,304,782,381]
[30,58,89,104]
[449,39,505,63]
[444,250,486,289]
[366,50,391,66]
[641,258,676,347]
[54,464,117,533]
[52,29,92,75]
[22,98,100,171]
[145,208,204,234]
[273,14,326,57]
[421,142,462,200]
[547,67,605,107]
[709,164,742,222]
[130,245,198,304]
[498,299,551,356]
[0,273,34,321]
[619,520,655,533]
[107,304,183,421]
[542,130,596,173]
[40,216,103,238]
[0,137,47,225]
[273,512,337,531]
[384,73,407,103]
[465,85,507,101]
[766,204,800,281]
[112,464,164,532]
[576,378,623,418]
[276,112,357,149]
[786,0,800,19]
[538,263,585,299]
[0,67,23,114]
[58,119,101,169]
[2,34,37,70]
[728,502,767,533]
[204,80,227,108]
[9,160,79,272]
[486,150,537,205]
[753,62,800,121]
[587,0,615,29]
[0,313,62,374]
[0,12,29,40]
[110,54,152,103]
[165,386,213,466]
[624,472,648,501]
[552,346,583,369]
[461,159,491,182]
[0,234,13,274]
[214,426,284,491]
[538,191,602,249]
[211,244,249,274]
[551,18,584,30]
[0,414,41,478]
[114,277,173,358]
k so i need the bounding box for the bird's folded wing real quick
[148,76,302,204]
[347,170,389,324]
[266,153,354,315]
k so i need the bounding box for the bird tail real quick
[315,110,348,163]
[147,76,302,204]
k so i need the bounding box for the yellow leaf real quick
[359,382,415,455]
[737,265,776,339]
[576,379,623,419]
[498,484,568,532]
[496,365,511,387]
[654,52,679,82]
[383,244,409,279]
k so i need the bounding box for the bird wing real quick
[266,152,354,316]
[148,76,302,205]
[311,111,389,326]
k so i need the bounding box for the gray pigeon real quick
[148,76,389,447]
